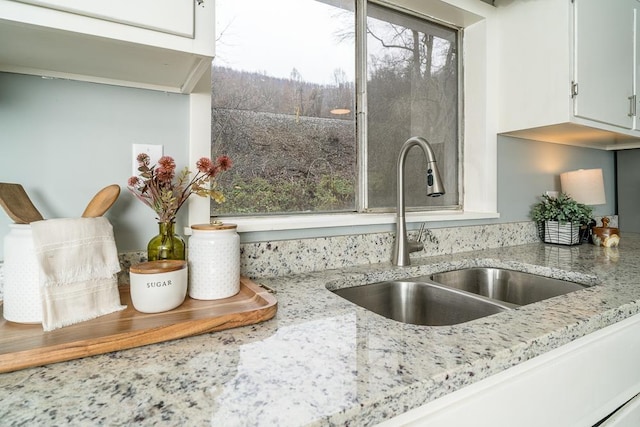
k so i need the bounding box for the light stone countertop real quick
[1,235,639,426]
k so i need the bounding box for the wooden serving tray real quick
[0,277,277,373]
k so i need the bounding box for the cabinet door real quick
[15,0,195,37]
[599,393,640,426]
[573,0,634,129]
[635,1,640,131]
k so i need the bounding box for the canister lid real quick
[191,223,237,231]
[130,260,187,274]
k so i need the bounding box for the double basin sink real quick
[332,267,590,326]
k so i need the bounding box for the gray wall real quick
[0,72,618,258]
[0,72,189,258]
[497,136,616,222]
[616,149,640,232]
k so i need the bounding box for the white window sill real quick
[203,210,500,234]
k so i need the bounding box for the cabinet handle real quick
[629,95,637,117]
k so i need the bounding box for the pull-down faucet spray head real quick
[426,159,445,197]
[392,136,445,266]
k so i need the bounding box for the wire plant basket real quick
[537,221,588,246]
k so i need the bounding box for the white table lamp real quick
[560,168,606,205]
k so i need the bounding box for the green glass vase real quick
[147,221,186,261]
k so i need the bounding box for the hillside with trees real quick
[211,66,356,214]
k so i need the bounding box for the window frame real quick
[187,0,499,235]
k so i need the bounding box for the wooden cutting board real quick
[0,277,277,373]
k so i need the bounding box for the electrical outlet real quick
[545,190,559,199]
[132,144,163,177]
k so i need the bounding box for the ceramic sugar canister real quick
[129,260,188,313]
[188,223,240,300]
[3,223,42,323]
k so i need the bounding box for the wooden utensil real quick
[81,184,120,218]
[0,183,44,223]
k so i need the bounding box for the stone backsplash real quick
[0,218,618,298]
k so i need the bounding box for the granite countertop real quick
[2,235,640,426]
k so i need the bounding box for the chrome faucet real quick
[392,136,445,266]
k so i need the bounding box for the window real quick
[365,3,459,211]
[211,0,460,217]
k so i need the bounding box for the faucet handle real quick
[407,223,427,253]
[416,222,426,242]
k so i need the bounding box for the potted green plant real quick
[530,193,593,245]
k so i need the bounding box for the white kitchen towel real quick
[30,217,126,331]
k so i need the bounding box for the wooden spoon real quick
[0,183,45,224]
[82,184,120,218]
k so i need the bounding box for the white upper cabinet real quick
[496,0,640,150]
[15,0,196,37]
[0,0,214,93]
[573,0,634,130]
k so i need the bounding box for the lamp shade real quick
[560,168,606,205]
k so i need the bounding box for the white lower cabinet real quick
[599,393,640,427]
[379,314,640,426]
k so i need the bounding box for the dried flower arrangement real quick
[127,153,232,223]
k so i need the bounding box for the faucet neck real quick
[392,136,442,267]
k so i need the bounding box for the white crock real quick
[3,223,42,323]
[188,223,240,300]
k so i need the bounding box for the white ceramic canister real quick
[188,223,240,300]
[129,260,188,313]
[3,223,42,323]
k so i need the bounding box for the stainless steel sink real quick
[331,267,590,326]
[428,267,588,306]
[332,280,511,326]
